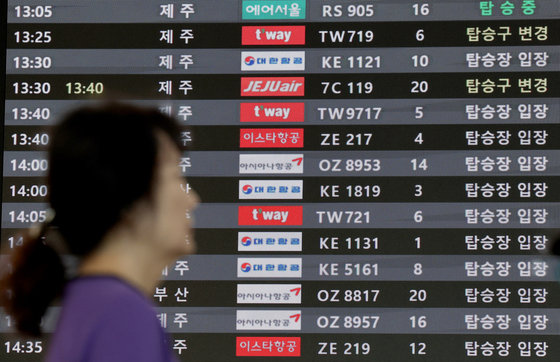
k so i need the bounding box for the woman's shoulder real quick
[66,275,150,302]
[62,276,157,330]
[47,276,172,362]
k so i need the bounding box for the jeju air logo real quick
[241,77,304,96]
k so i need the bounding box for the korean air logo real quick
[241,237,252,246]
[241,263,252,272]
[245,56,255,66]
[242,184,253,195]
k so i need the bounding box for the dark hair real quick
[0,103,181,336]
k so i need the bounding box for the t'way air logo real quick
[242,26,305,45]
[241,77,304,96]
[238,206,302,225]
[242,0,306,20]
[240,102,304,122]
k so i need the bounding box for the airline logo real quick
[241,77,304,96]
[238,231,302,251]
[236,310,301,330]
[242,26,305,45]
[241,51,305,71]
[239,154,304,174]
[237,284,302,304]
[240,102,304,123]
[242,0,306,20]
[237,258,302,278]
[239,180,303,200]
[237,337,301,357]
[238,206,302,225]
[240,128,304,148]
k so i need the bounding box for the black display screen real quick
[1,1,559,360]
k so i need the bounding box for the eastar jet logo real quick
[241,77,304,96]
[240,128,303,148]
[237,337,301,356]
[240,103,304,122]
[238,206,303,225]
[242,26,305,45]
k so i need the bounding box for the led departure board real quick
[1,0,559,360]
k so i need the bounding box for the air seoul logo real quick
[242,26,305,45]
[241,263,252,272]
[244,56,256,66]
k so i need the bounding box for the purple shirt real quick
[46,275,177,362]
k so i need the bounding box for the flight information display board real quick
[1,0,559,360]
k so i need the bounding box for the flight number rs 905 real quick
[322,4,375,17]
